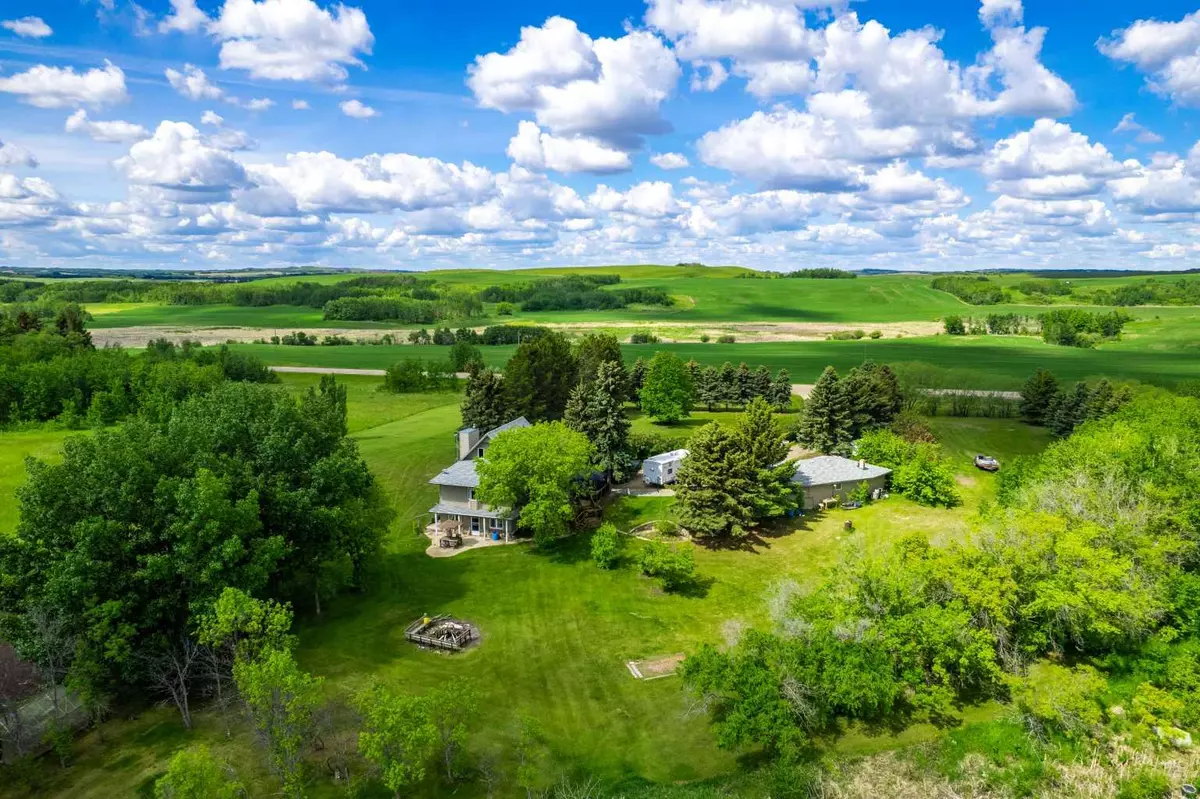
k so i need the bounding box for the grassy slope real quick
[0,381,1071,798]
[0,429,72,534]
[80,269,1200,329]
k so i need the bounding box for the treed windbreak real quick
[0,379,392,702]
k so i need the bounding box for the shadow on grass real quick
[694,512,824,554]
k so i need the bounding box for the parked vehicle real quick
[974,454,1000,472]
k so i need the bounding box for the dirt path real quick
[90,319,942,348]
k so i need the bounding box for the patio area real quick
[422,519,520,558]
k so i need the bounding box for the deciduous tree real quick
[503,332,578,422]
[475,423,593,546]
[235,648,323,798]
[357,684,436,797]
[639,352,694,424]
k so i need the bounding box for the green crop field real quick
[0,375,1052,798]
[69,267,1200,330]
[230,314,1200,389]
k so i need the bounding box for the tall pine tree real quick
[1019,368,1059,426]
[794,366,853,454]
[717,361,738,409]
[769,369,792,410]
[675,422,757,538]
[732,397,797,522]
[565,361,630,477]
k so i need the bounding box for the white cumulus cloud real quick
[506,121,631,174]
[0,61,128,108]
[166,64,225,101]
[158,0,209,33]
[2,16,53,38]
[650,152,689,169]
[339,99,377,118]
[210,0,374,83]
[65,109,149,143]
[1100,11,1200,106]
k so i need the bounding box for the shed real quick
[792,455,891,509]
[643,449,689,486]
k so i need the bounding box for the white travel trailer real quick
[642,449,689,486]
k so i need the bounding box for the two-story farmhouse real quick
[427,417,530,541]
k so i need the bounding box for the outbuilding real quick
[643,449,689,486]
[792,455,891,509]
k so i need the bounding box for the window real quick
[477,446,485,457]
[470,517,480,533]
[832,483,841,490]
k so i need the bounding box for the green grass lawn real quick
[0,381,1061,798]
[0,428,74,534]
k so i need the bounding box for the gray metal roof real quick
[791,455,891,487]
[645,449,689,464]
[481,416,530,444]
[428,500,515,520]
[430,459,480,488]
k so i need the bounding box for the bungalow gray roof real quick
[481,416,530,445]
[792,455,891,487]
[430,459,480,488]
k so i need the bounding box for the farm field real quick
[74,267,1200,330]
[229,319,1200,390]
[0,375,1053,798]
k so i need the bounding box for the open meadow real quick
[0,371,1053,798]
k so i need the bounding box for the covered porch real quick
[427,501,516,542]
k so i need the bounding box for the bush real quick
[869,329,882,339]
[638,541,696,591]
[629,331,660,344]
[716,334,736,344]
[699,333,710,343]
[496,302,516,316]
[279,331,317,346]
[382,359,456,393]
[1012,664,1106,740]
[321,334,353,346]
[849,481,872,504]
[590,523,622,569]
[827,329,865,340]
[943,315,966,335]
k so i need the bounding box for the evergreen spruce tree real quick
[751,365,773,402]
[1019,368,1060,426]
[675,422,756,538]
[1085,379,1115,421]
[630,358,648,404]
[717,362,738,410]
[1051,382,1092,437]
[461,367,509,432]
[842,361,903,436]
[736,362,754,406]
[564,383,592,438]
[588,361,632,478]
[769,369,792,410]
[685,359,702,390]
[794,366,853,454]
[733,398,797,522]
[698,366,720,411]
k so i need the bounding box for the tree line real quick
[0,305,276,427]
[1019,368,1133,436]
[943,308,1131,347]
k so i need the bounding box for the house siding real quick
[801,474,889,509]
[439,485,471,503]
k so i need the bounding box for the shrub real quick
[639,541,696,591]
[279,331,317,346]
[321,334,353,346]
[869,330,882,339]
[943,315,966,335]
[716,334,736,344]
[890,413,937,443]
[699,333,710,343]
[827,329,865,340]
[629,331,660,344]
[849,481,872,504]
[590,523,622,569]
[496,302,516,316]
[1012,664,1106,740]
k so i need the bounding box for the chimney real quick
[458,427,481,460]
[858,459,865,469]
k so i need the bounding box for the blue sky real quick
[2,0,1200,270]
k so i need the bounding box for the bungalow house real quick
[427,417,530,541]
[792,455,891,509]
